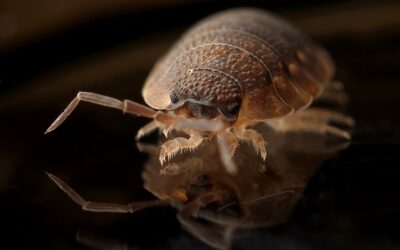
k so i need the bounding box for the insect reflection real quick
[48,107,351,250]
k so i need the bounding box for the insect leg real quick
[159,133,204,165]
[45,92,157,134]
[47,172,167,213]
[234,127,268,160]
[266,108,352,140]
[295,107,355,128]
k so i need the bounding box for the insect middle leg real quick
[47,172,167,213]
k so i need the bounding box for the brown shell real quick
[142,8,334,120]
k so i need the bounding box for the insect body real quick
[46,8,338,173]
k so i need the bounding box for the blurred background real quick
[0,0,399,249]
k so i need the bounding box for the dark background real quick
[0,0,399,249]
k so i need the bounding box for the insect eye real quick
[226,101,240,115]
[170,91,179,104]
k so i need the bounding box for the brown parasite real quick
[47,106,352,250]
[45,8,350,173]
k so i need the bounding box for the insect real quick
[45,8,343,173]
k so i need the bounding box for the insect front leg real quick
[159,132,204,165]
[47,172,168,213]
[45,91,158,134]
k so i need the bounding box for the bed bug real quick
[45,8,343,173]
[47,108,352,249]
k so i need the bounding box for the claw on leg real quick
[234,127,267,160]
[159,133,203,165]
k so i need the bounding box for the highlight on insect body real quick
[45,8,352,174]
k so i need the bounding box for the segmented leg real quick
[159,133,204,165]
[47,172,167,213]
[234,127,267,160]
[295,107,355,127]
[45,91,158,134]
[266,107,352,140]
